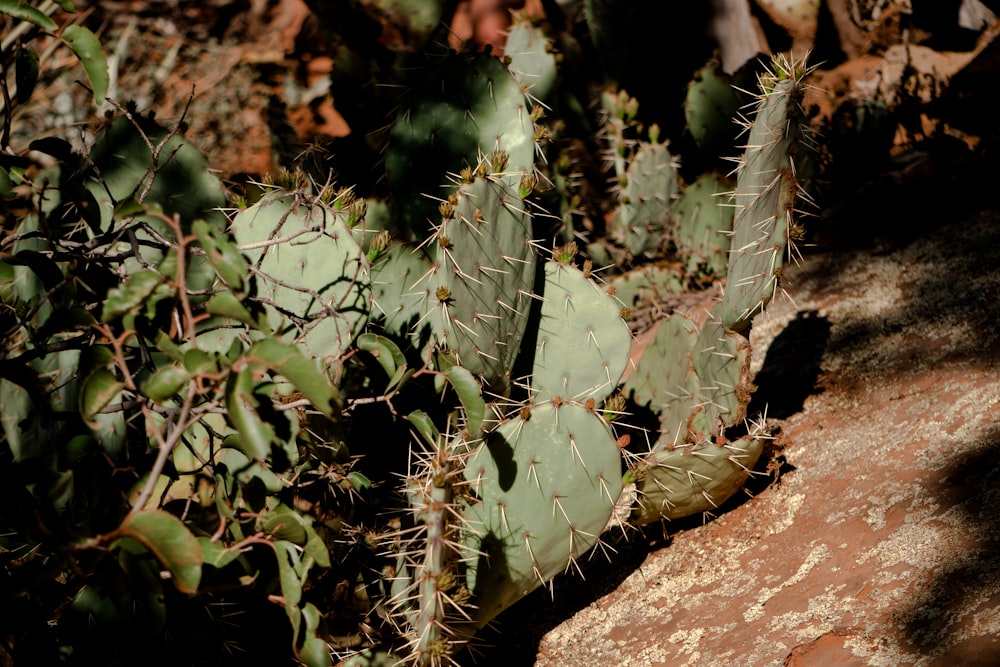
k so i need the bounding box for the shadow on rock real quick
[749,310,831,420]
[896,423,1000,664]
[466,531,652,665]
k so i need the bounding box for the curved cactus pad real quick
[632,436,764,524]
[720,66,808,333]
[532,261,632,403]
[462,402,622,625]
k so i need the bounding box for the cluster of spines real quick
[387,428,477,667]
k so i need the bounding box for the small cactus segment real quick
[720,56,811,334]
[386,51,536,237]
[426,171,536,394]
[462,401,622,626]
[390,430,470,666]
[673,172,734,279]
[532,259,632,403]
[684,59,742,158]
[370,240,436,344]
[612,140,680,259]
[631,435,764,523]
[623,314,701,443]
[505,19,557,108]
[230,189,371,364]
[690,314,753,436]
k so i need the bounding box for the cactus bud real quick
[551,241,578,264]
[367,230,390,262]
[518,173,537,198]
[490,149,509,174]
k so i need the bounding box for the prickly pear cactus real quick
[612,138,680,259]
[531,253,632,402]
[460,256,631,625]
[229,187,371,364]
[386,51,537,238]
[720,56,813,334]
[626,54,813,524]
[370,162,537,395]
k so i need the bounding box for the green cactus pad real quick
[612,141,679,259]
[673,172,734,279]
[690,314,753,435]
[720,62,809,333]
[230,189,371,364]
[386,51,536,237]
[632,435,764,524]
[370,240,435,341]
[505,20,557,107]
[623,314,701,442]
[423,174,536,394]
[684,59,742,158]
[532,261,632,403]
[462,401,623,625]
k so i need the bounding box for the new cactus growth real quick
[531,255,632,402]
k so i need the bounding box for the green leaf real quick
[197,537,244,570]
[182,348,219,375]
[102,269,162,321]
[406,409,439,449]
[0,1,58,31]
[53,0,77,12]
[445,365,485,436]
[273,540,304,609]
[62,25,108,104]
[304,523,330,568]
[193,220,248,292]
[297,603,332,667]
[260,506,308,545]
[247,338,340,416]
[119,509,203,593]
[14,43,39,105]
[225,365,273,461]
[346,471,371,493]
[141,364,189,402]
[79,367,124,423]
[205,290,266,329]
[357,333,405,381]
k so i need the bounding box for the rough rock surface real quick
[474,153,1000,666]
